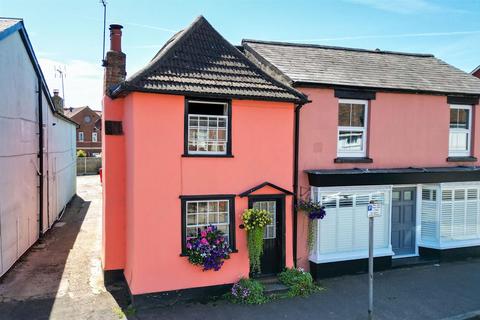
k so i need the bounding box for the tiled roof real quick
[63,106,88,118]
[111,16,307,103]
[243,40,480,96]
[0,18,20,33]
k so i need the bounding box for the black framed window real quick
[180,195,236,254]
[183,98,233,157]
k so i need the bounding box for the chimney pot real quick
[109,24,123,52]
[104,24,126,94]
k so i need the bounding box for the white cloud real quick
[283,30,480,42]
[344,0,443,14]
[39,58,103,110]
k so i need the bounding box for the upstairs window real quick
[92,132,98,142]
[78,132,84,142]
[449,105,471,157]
[337,99,368,157]
[185,99,231,156]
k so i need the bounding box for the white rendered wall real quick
[0,31,76,276]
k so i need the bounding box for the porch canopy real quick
[306,166,480,187]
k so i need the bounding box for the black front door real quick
[391,188,417,256]
[250,196,284,276]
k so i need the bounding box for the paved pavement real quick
[0,175,479,319]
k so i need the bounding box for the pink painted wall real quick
[112,92,295,294]
[102,97,126,270]
[295,87,480,268]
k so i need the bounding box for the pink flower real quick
[215,240,220,244]
[219,237,224,242]
[201,231,207,238]
[201,238,208,245]
[186,242,192,249]
[206,226,212,232]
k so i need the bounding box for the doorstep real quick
[257,277,289,296]
[391,256,439,269]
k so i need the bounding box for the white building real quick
[0,19,77,276]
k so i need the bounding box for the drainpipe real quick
[37,78,44,236]
[293,102,305,267]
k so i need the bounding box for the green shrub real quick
[227,278,268,304]
[278,267,319,297]
[77,149,87,157]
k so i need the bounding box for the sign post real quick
[367,200,381,319]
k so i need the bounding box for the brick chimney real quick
[52,89,64,114]
[103,24,126,94]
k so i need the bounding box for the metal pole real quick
[368,216,374,319]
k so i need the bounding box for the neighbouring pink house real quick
[244,40,480,277]
[103,16,480,299]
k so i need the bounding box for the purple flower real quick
[185,225,231,271]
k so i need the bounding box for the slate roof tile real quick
[242,40,480,96]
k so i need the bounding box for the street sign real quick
[367,201,381,218]
[367,199,380,319]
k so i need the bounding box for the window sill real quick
[334,157,373,164]
[180,249,238,257]
[446,156,477,162]
[182,154,234,158]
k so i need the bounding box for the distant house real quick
[102,16,480,299]
[0,18,77,277]
[64,106,102,156]
[473,65,480,79]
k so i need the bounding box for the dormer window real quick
[184,99,232,157]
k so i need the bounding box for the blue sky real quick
[1,0,479,109]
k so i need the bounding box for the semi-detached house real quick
[102,16,480,297]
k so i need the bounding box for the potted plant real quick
[241,208,272,274]
[185,225,231,271]
[297,199,326,251]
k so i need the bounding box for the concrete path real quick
[0,175,129,320]
[0,175,479,319]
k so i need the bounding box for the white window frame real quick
[337,99,368,158]
[78,131,84,142]
[92,132,98,143]
[449,104,472,157]
[187,100,228,155]
[185,199,231,243]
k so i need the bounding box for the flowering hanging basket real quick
[186,225,232,271]
[241,208,272,274]
[297,199,326,251]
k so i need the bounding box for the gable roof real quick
[472,65,480,76]
[242,39,480,96]
[64,106,101,119]
[239,181,293,197]
[111,16,307,103]
[0,18,77,126]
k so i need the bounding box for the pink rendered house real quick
[244,40,480,277]
[102,17,307,298]
[103,16,480,299]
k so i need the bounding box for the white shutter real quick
[421,187,438,242]
[438,184,480,246]
[312,187,392,263]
